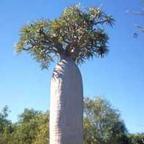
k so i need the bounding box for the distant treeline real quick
[0,97,143,144]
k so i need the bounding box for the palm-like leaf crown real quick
[16,5,114,69]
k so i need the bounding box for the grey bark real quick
[49,57,83,144]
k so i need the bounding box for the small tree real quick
[16,5,113,144]
[129,133,144,144]
[0,106,13,144]
[12,109,42,144]
[84,97,129,144]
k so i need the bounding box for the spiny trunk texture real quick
[49,57,83,144]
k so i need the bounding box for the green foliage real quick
[0,106,14,144]
[1,98,144,144]
[0,106,10,131]
[11,109,49,144]
[0,107,49,144]
[128,133,144,144]
[16,5,114,68]
[84,97,129,144]
[33,113,49,144]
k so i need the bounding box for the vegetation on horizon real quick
[0,97,143,144]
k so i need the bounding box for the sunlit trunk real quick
[49,57,83,144]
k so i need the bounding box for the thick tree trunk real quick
[49,57,83,144]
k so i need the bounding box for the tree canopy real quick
[1,98,144,144]
[84,97,128,144]
[0,107,48,144]
[16,5,114,68]
[128,133,144,144]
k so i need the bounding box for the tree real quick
[11,109,43,144]
[16,5,113,144]
[0,106,13,144]
[0,106,10,132]
[33,112,49,144]
[128,133,144,144]
[2,108,49,144]
[83,97,129,144]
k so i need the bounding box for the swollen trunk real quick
[50,57,83,144]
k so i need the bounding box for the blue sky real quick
[0,0,144,133]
